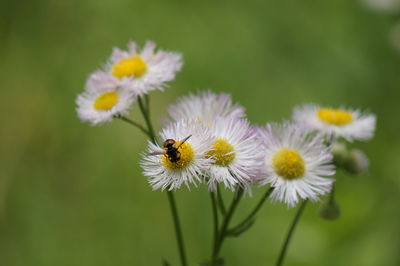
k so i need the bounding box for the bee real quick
[149,135,192,162]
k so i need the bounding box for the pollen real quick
[272,148,305,179]
[317,108,353,126]
[93,91,119,110]
[207,138,236,167]
[112,55,147,79]
[162,142,194,169]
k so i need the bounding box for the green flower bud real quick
[332,142,349,167]
[332,143,369,175]
[346,149,369,175]
[319,200,341,221]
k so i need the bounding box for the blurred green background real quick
[1,0,400,265]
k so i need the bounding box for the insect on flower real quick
[149,135,192,162]
[141,120,213,190]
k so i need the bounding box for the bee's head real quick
[163,139,176,148]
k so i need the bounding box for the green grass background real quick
[1,0,400,265]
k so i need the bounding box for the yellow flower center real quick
[207,138,236,166]
[93,91,119,110]
[162,142,194,169]
[272,148,305,180]
[317,108,353,126]
[112,55,147,79]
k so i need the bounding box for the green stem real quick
[138,96,156,142]
[216,185,226,216]
[211,188,243,264]
[167,191,188,266]
[210,192,219,264]
[144,94,150,112]
[116,116,151,137]
[275,200,308,266]
[137,96,187,266]
[227,187,273,234]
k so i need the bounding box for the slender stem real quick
[216,185,226,216]
[211,188,244,264]
[228,187,273,234]
[275,200,308,266]
[136,95,187,266]
[116,116,151,137]
[144,94,150,112]
[138,97,156,142]
[167,191,188,266]
[210,191,219,263]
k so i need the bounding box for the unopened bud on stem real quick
[332,143,369,175]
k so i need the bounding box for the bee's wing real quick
[176,135,192,149]
[147,151,166,156]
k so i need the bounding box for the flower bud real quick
[332,142,348,167]
[332,143,369,175]
[319,200,341,221]
[346,149,369,175]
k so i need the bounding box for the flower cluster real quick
[143,92,261,193]
[76,40,378,266]
[76,41,182,125]
[76,41,376,209]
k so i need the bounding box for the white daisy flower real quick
[141,120,213,190]
[76,72,135,125]
[165,90,245,125]
[258,123,335,207]
[293,104,376,141]
[104,40,182,97]
[206,117,262,192]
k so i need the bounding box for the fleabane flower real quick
[293,104,376,141]
[76,72,134,125]
[258,123,335,207]
[165,90,245,125]
[206,117,262,192]
[105,40,182,97]
[141,120,213,190]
